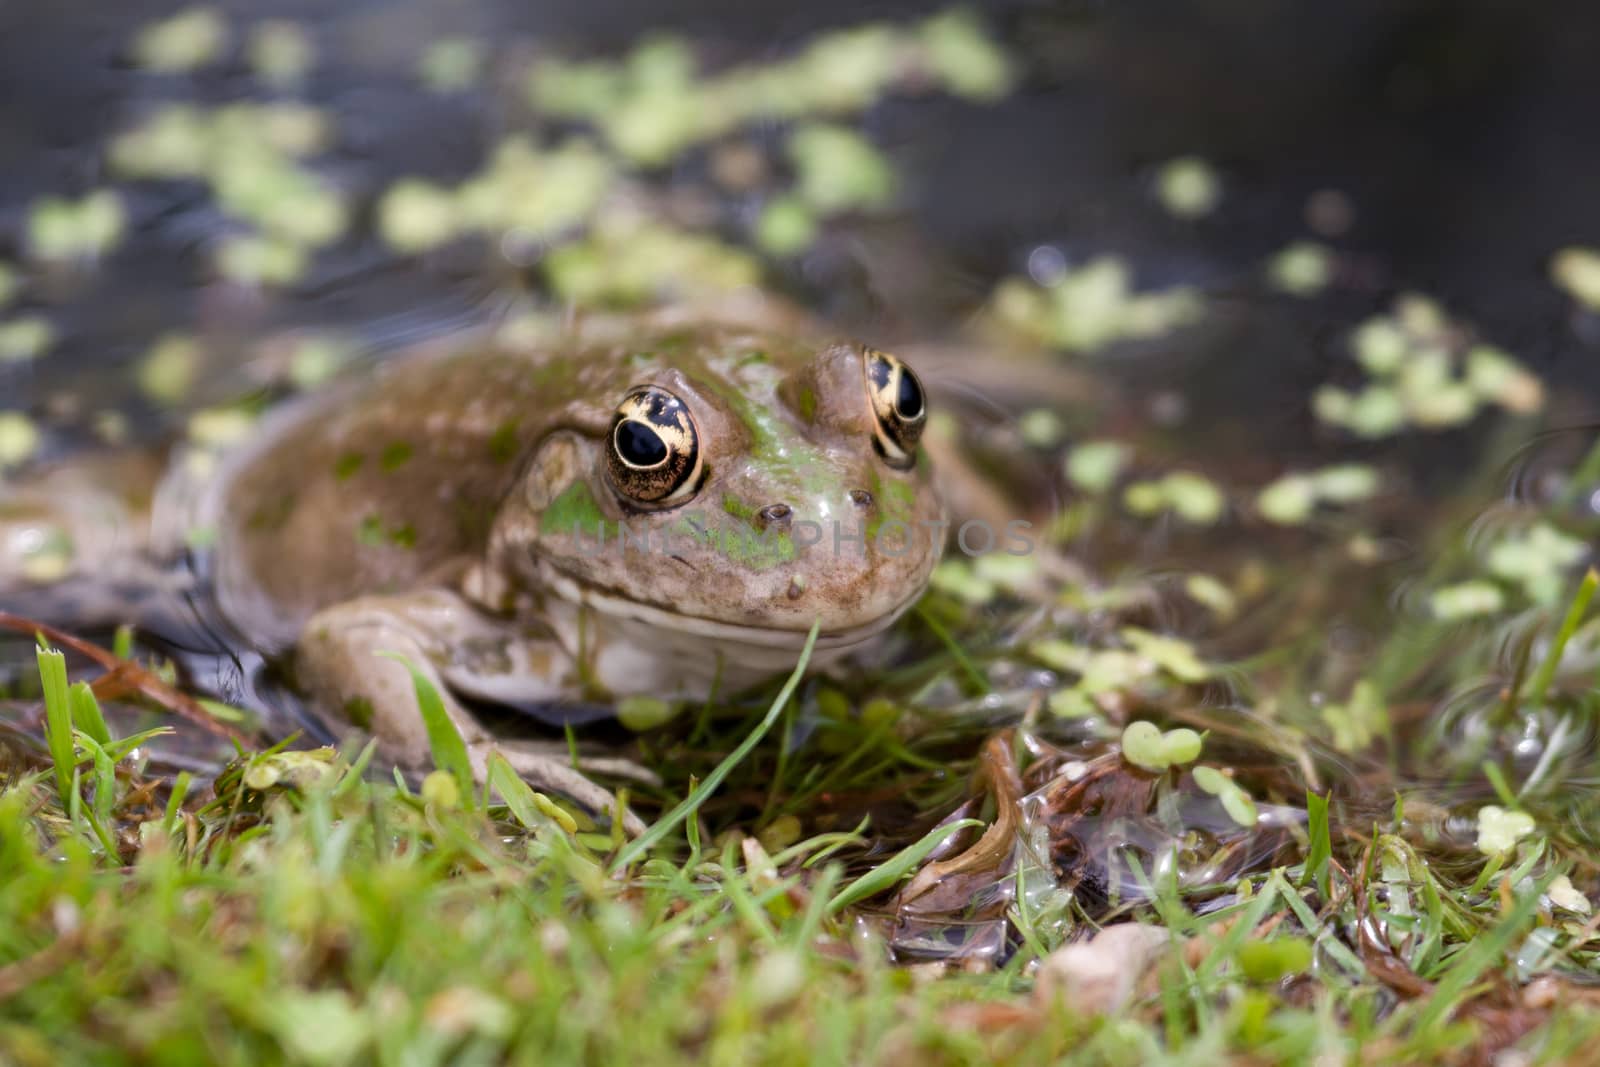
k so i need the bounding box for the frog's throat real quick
[536,561,919,655]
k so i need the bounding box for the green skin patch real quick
[671,513,796,570]
[865,465,918,540]
[358,515,418,548]
[380,442,414,471]
[488,420,520,463]
[717,526,796,569]
[539,480,610,541]
[701,359,837,500]
[542,484,795,570]
[342,695,375,730]
[721,494,757,521]
[718,495,799,569]
[332,452,364,480]
[245,491,298,533]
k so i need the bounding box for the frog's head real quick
[500,329,944,664]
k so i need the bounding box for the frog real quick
[0,313,945,832]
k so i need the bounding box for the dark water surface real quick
[3,0,1600,402]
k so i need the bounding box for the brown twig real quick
[0,610,250,744]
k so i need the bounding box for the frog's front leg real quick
[295,588,645,835]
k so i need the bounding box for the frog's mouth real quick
[538,563,920,656]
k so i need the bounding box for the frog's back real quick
[207,340,611,649]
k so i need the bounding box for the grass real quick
[4,521,1600,1064]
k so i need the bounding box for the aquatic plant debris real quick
[987,256,1205,354]
[1477,805,1536,856]
[1120,721,1203,772]
[1155,156,1221,219]
[1314,294,1544,438]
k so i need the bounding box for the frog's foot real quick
[296,590,644,835]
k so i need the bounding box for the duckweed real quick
[449,137,615,244]
[616,696,679,731]
[525,10,1012,166]
[1476,805,1536,856]
[1256,464,1378,525]
[1192,766,1259,827]
[1316,295,1544,438]
[216,234,308,287]
[137,334,202,405]
[247,21,315,88]
[1551,246,1600,310]
[1320,679,1387,753]
[1121,626,1211,683]
[1064,440,1132,493]
[0,411,40,468]
[1547,874,1592,915]
[1430,580,1506,620]
[916,7,1015,101]
[754,196,818,257]
[1183,573,1238,619]
[377,179,461,254]
[27,191,126,263]
[1120,720,1203,772]
[419,37,484,93]
[1485,522,1589,605]
[1123,470,1226,525]
[130,6,228,73]
[789,124,898,214]
[0,316,54,363]
[988,257,1204,353]
[1155,156,1221,219]
[188,408,257,449]
[544,216,759,307]
[1265,240,1335,295]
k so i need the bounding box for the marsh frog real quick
[2,315,944,828]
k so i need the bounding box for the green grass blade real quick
[36,647,76,802]
[75,731,117,825]
[1524,567,1597,709]
[826,817,986,914]
[1301,789,1331,896]
[487,752,577,835]
[1408,874,1552,1036]
[379,653,474,810]
[163,771,192,837]
[611,620,821,872]
[915,603,991,694]
[69,680,112,745]
[103,726,173,763]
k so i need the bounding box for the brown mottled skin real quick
[210,322,942,651]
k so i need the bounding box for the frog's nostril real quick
[757,503,793,531]
[849,489,874,509]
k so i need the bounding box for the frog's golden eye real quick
[863,348,926,469]
[606,385,703,506]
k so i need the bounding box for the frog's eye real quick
[863,348,926,469]
[606,385,703,506]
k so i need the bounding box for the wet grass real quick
[4,454,1600,1064]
